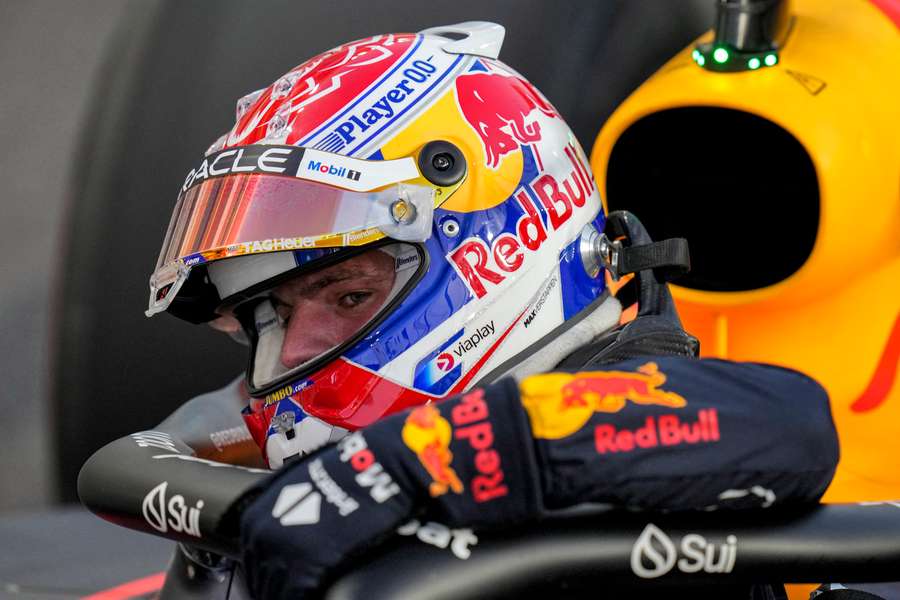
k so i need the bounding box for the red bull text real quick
[595,409,720,454]
[448,145,593,299]
[451,388,508,503]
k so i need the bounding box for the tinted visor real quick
[148,174,435,316]
[236,242,424,394]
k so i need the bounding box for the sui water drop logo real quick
[631,523,676,578]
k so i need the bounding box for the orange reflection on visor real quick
[148,151,440,318]
[159,174,356,269]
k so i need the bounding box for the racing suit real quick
[234,284,839,598]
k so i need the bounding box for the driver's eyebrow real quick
[276,266,384,300]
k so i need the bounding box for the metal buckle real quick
[595,233,623,281]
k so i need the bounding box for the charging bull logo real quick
[402,405,464,497]
[520,363,688,439]
[455,70,558,168]
[227,34,415,147]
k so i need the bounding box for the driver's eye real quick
[339,291,372,309]
[271,297,292,322]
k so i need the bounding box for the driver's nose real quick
[279,300,341,369]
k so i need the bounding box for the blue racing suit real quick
[238,332,838,598]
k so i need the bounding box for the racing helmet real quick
[148,22,608,467]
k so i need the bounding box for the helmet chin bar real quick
[266,410,349,469]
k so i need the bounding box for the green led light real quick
[692,49,701,62]
[697,54,706,67]
[713,47,729,64]
[764,53,778,67]
[748,57,761,70]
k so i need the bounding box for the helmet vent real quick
[432,31,468,41]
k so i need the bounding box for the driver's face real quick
[272,250,396,370]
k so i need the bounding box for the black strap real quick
[618,237,690,282]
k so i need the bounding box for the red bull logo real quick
[401,393,509,504]
[448,145,594,299]
[228,35,415,147]
[561,363,687,413]
[520,363,688,439]
[402,405,464,497]
[455,71,558,168]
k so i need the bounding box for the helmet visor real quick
[236,242,424,394]
[148,174,436,316]
[148,146,435,317]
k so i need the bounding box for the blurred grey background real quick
[0,0,132,510]
[0,0,714,512]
